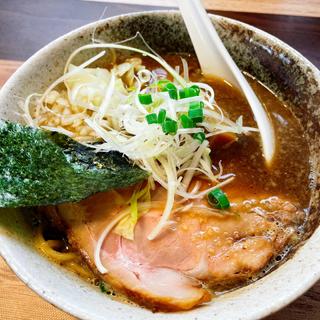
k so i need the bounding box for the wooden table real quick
[0,1,319,319]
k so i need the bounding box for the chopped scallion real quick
[193,132,206,143]
[138,93,153,105]
[179,87,198,99]
[162,82,178,100]
[99,281,108,293]
[190,85,200,95]
[208,188,230,209]
[157,109,167,124]
[188,101,204,123]
[189,101,204,109]
[180,114,194,128]
[145,113,158,124]
[162,118,178,135]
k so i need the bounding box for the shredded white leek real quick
[181,57,189,82]
[95,70,116,121]
[94,209,129,274]
[147,156,177,240]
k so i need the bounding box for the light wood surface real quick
[0,60,22,86]
[85,0,320,17]
[0,257,75,320]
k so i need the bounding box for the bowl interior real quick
[0,11,320,320]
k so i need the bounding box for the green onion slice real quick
[189,101,204,109]
[190,85,200,95]
[162,82,178,100]
[179,87,199,99]
[188,108,203,123]
[145,113,158,124]
[157,109,167,124]
[193,132,206,143]
[138,93,153,105]
[188,101,204,123]
[180,114,194,128]
[208,188,230,209]
[162,118,178,135]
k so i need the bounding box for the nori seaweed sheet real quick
[0,121,148,207]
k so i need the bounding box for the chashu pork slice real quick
[57,190,211,311]
[56,188,305,311]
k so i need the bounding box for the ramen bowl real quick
[0,11,319,320]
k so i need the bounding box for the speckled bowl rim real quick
[0,10,320,320]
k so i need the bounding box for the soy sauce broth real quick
[207,75,310,208]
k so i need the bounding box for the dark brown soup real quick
[209,74,310,207]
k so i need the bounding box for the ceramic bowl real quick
[0,11,319,320]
